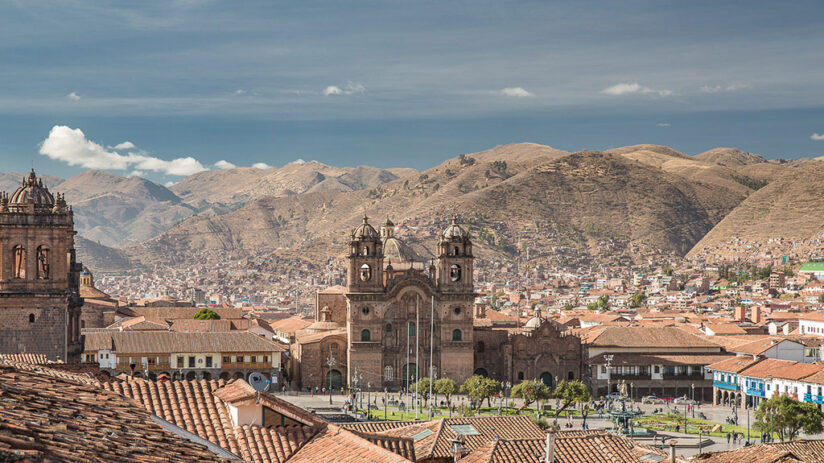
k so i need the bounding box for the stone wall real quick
[0,296,67,360]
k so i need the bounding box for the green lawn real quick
[356,405,583,421]
[634,413,766,439]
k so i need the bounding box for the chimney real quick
[735,306,746,321]
[751,306,762,324]
[669,440,677,463]
[544,430,556,463]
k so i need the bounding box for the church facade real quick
[0,170,83,361]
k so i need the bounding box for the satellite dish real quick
[248,372,268,392]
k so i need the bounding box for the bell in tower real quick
[436,216,474,292]
[346,215,384,293]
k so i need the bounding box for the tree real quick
[511,380,551,412]
[630,292,646,308]
[755,395,824,441]
[434,378,458,408]
[193,308,220,320]
[411,378,432,407]
[597,295,610,310]
[459,154,476,166]
[460,375,500,411]
[551,380,591,418]
[586,302,598,311]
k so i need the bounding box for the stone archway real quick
[219,372,230,381]
[473,368,489,378]
[540,372,553,388]
[185,371,196,380]
[326,369,343,389]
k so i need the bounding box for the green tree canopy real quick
[511,380,552,412]
[193,308,220,320]
[460,375,501,411]
[433,378,458,407]
[597,295,610,310]
[411,378,432,407]
[552,380,591,417]
[755,395,824,441]
[630,292,646,308]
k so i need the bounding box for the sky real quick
[1,0,824,184]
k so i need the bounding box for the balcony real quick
[803,393,824,403]
[745,387,765,397]
[713,380,739,391]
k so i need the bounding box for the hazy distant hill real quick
[75,236,132,273]
[55,170,196,248]
[128,144,748,267]
[694,147,767,166]
[170,161,409,208]
[688,160,824,258]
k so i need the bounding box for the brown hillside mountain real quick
[75,236,132,273]
[694,147,767,166]
[128,146,746,268]
[0,171,63,194]
[170,161,404,208]
[687,160,824,259]
[55,170,195,248]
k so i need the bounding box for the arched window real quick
[361,329,371,342]
[568,371,575,380]
[518,371,524,380]
[454,246,459,256]
[408,321,416,337]
[384,365,393,381]
[385,323,392,332]
[360,264,372,282]
[361,306,370,316]
[28,314,35,323]
[36,245,49,280]
[452,329,462,341]
[13,245,25,279]
[449,264,461,282]
[330,343,339,357]
[477,341,485,353]
[453,307,462,315]
[363,246,370,256]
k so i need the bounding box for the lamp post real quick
[384,388,388,422]
[326,350,336,405]
[691,383,696,418]
[367,382,372,420]
[604,355,614,398]
[747,406,750,444]
[683,400,688,435]
[630,382,634,403]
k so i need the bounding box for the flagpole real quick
[429,294,435,420]
[416,294,420,420]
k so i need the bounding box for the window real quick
[361,329,371,342]
[477,341,484,353]
[408,321,416,337]
[223,356,230,363]
[188,356,195,368]
[384,365,393,381]
[81,320,85,329]
[35,245,49,280]
[263,355,268,363]
[518,371,524,380]
[205,356,212,368]
[654,366,660,374]
[251,355,257,363]
[385,323,392,332]
[452,329,462,341]
[13,245,25,279]
[362,306,370,316]
[176,357,183,368]
[449,264,461,282]
[235,355,242,363]
[568,371,575,380]
[28,314,35,323]
[453,307,462,315]
[363,246,370,256]
[360,264,372,282]
[454,246,459,255]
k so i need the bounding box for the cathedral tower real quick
[346,215,384,293]
[0,170,83,361]
[436,216,474,293]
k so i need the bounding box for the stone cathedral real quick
[0,170,83,361]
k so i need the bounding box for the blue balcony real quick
[803,393,824,403]
[713,380,739,391]
[746,387,765,397]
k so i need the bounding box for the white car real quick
[642,395,664,404]
[673,397,697,405]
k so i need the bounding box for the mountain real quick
[128,144,747,268]
[688,160,824,260]
[54,170,195,248]
[170,162,409,208]
[75,236,133,273]
[0,171,63,194]
[693,148,767,166]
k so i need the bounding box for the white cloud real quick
[290,158,306,165]
[601,82,672,97]
[812,133,824,141]
[323,81,367,96]
[700,84,751,93]
[66,92,81,101]
[233,89,246,95]
[214,160,237,170]
[252,162,271,169]
[128,170,145,177]
[39,125,207,176]
[114,141,136,150]
[164,181,176,187]
[657,122,671,127]
[500,87,534,98]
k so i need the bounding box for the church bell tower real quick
[346,215,384,293]
[436,216,474,293]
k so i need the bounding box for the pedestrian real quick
[726,432,730,444]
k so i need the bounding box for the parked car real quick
[673,396,698,405]
[642,395,664,404]
[605,392,622,400]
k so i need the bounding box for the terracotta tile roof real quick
[170,319,236,332]
[236,424,317,463]
[0,358,101,385]
[123,306,245,321]
[348,430,416,461]
[342,421,419,434]
[88,330,285,354]
[269,316,314,333]
[213,378,258,403]
[692,442,804,462]
[706,355,762,373]
[588,352,733,366]
[739,358,824,381]
[800,370,824,385]
[706,323,749,335]
[288,424,413,463]
[295,328,347,344]
[765,440,824,462]
[589,327,721,348]
[0,365,225,462]
[460,430,651,463]
[0,353,50,364]
[732,338,799,355]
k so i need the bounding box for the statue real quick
[619,379,628,398]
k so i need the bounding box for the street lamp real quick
[630,382,634,403]
[326,350,336,405]
[384,387,388,422]
[604,355,614,398]
[691,383,696,418]
[367,382,371,420]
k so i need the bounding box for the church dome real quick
[9,170,54,208]
[524,317,542,330]
[352,215,379,241]
[442,216,469,240]
[384,236,423,263]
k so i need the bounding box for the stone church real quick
[0,170,83,361]
[290,216,585,391]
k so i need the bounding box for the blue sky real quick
[1,0,823,183]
